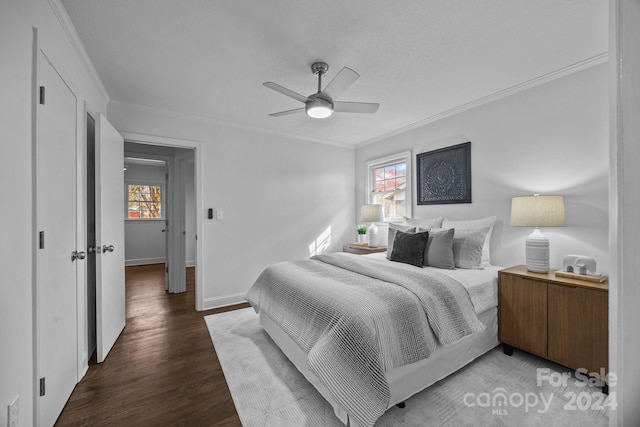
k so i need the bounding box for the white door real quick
[36,51,79,426]
[95,113,125,363]
[168,155,188,293]
[175,155,188,292]
[164,164,170,291]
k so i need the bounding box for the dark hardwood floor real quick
[56,264,249,426]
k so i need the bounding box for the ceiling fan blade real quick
[269,107,305,117]
[333,101,380,114]
[323,67,360,100]
[263,82,310,104]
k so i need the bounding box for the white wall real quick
[108,101,355,308]
[0,1,108,426]
[124,162,167,265]
[356,64,609,273]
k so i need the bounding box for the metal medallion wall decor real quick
[417,142,471,205]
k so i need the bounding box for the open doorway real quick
[85,139,197,360]
[123,141,196,298]
[123,156,168,267]
[116,133,204,312]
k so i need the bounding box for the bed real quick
[246,217,500,427]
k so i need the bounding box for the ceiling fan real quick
[263,62,380,119]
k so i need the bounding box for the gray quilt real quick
[245,252,484,427]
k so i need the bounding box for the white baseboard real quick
[79,350,88,382]
[203,292,247,311]
[126,258,197,267]
[125,257,165,266]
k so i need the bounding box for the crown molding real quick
[356,52,609,149]
[109,100,356,150]
[47,0,110,103]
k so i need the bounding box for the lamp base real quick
[525,228,550,273]
[367,222,379,247]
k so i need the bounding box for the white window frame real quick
[365,151,412,221]
[125,180,165,221]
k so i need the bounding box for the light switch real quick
[216,210,223,220]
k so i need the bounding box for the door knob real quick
[161,227,167,232]
[71,251,86,261]
[102,244,115,253]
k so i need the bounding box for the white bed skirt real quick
[259,307,499,426]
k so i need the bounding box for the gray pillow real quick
[389,230,429,267]
[424,228,455,269]
[452,227,490,269]
[387,224,416,259]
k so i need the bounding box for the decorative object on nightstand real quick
[510,194,564,273]
[355,225,367,244]
[360,204,384,247]
[556,254,606,282]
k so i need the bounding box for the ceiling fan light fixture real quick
[265,62,378,118]
[305,97,333,119]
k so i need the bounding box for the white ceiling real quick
[61,0,608,146]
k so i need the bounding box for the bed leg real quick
[503,344,513,356]
[396,402,406,409]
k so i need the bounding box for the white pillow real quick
[403,216,444,230]
[452,227,490,269]
[442,216,497,266]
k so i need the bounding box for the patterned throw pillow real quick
[389,230,429,267]
[387,224,416,259]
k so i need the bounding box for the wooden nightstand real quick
[342,244,387,255]
[498,265,608,383]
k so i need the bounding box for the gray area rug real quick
[205,308,609,427]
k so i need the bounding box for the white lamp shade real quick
[360,204,384,223]
[510,195,565,227]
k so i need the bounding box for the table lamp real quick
[510,194,565,273]
[360,204,384,247]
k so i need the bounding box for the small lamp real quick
[510,194,565,273]
[360,204,384,247]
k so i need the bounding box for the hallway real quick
[56,264,247,426]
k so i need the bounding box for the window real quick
[126,183,163,219]
[366,151,411,221]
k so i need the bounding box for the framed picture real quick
[417,142,471,205]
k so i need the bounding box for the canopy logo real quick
[462,367,617,416]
